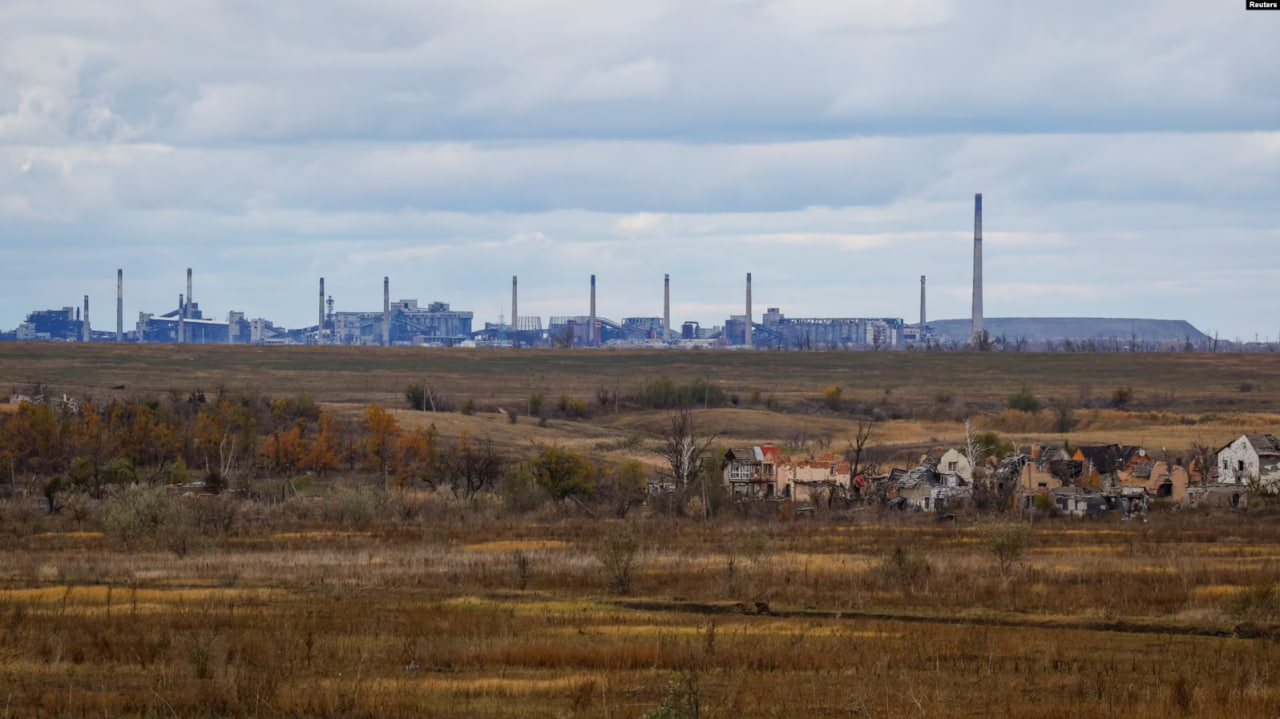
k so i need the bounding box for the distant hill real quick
[926,318,1207,344]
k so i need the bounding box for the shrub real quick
[596,530,640,594]
[1224,580,1280,620]
[102,485,170,550]
[405,384,427,411]
[822,386,843,411]
[460,397,475,416]
[1110,386,1134,408]
[528,393,545,418]
[530,445,597,500]
[979,520,1032,576]
[1006,383,1042,413]
[1050,398,1077,432]
[634,377,728,409]
[1239,381,1255,393]
[511,550,534,590]
[874,546,932,589]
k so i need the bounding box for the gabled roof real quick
[1245,433,1280,457]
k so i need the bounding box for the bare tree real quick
[657,410,718,517]
[843,419,880,498]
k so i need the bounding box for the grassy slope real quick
[3,343,1280,412]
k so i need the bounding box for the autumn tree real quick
[361,403,402,476]
[395,422,440,485]
[529,444,597,501]
[437,430,504,498]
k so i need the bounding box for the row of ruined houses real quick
[722,433,1280,517]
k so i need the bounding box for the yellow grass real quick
[464,540,571,552]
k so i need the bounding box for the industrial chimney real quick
[663,274,670,342]
[382,276,390,346]
[589,274,597,347]
[83,295,90,342]
[178,293,184,344]
[971,193,983,343]
[745,272,752,348]
[920,275,926,327]
[511,276,518,348]
[116,269,123,342]
[318,277,325,345]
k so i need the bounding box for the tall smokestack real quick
[920,275,926,327]
[511,276,518,348]
[589,274,597,347]
[745,272,752,347]
[318,277,325,345]
[178,293,184,344]
[116,269,123,342]
[83,295,90,342]
[971,193,983,342]
[186,267,194,344]
[383,276,390,346]
[663,274,670,342]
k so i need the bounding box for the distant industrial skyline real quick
[2,1,1276,340]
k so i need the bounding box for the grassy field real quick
[4,342,1280,469]
[3,343,1280,415]
[1,511,1279,717]
[4,343,1280,716]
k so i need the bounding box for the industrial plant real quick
[1,195,1208,349]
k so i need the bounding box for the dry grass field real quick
[3,343,1280,716]
[3,343,1280,415]
[1,512,1279,717]
[4,342,1280,467]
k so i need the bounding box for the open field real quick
[3,343,1280,415]
[4,343,1280,716]
[4,342,1280,468]
[1,511,1280,717]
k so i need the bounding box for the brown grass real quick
[0,506,1278,717]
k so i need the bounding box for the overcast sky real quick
[2,1,1277,340]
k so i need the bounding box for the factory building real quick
[749,308,904,349]
[332,300,473,346]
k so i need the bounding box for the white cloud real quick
[570,57,669,101]
[0,1,1278,339]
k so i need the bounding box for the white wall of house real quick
[938,448,973,482]
[1217,435,1280,490]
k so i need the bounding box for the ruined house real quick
[1215,434,1280,491]
[723,446,853,503]
[1074,445,1149,489]
[1044,486,1149,519]
[724,446,781,499]
[937,448,973,483]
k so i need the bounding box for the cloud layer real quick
[1,1,1277,339]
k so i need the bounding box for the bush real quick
[596,530,640,594]
[511,550,534,590]
[1110,386,1134,408]
[405,384,427,411]
[634,377,728,409]
[822,386,843,411]
[874,546,932,589]
[1006,382,1042,413]
[530,445,596,500]
[103,486,203,556]
[1224,580,1280,621]
[1050,398,1077,432]
[102,485,170,550]
[979,520,1032,576]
